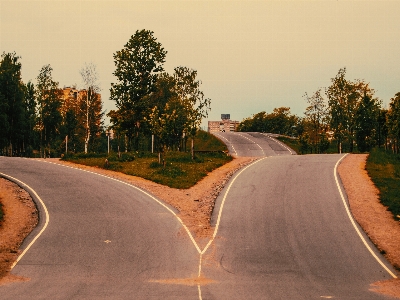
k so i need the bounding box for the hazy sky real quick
[1,0,400,127]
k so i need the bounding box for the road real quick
[212,131,295,157]
[0,158,199,299]
[202,132,397,299]
[0,132,398,299]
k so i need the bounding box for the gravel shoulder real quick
[338,154,400,298]
[0,154,399,297]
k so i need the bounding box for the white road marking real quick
[41,160,202,254]
[0,172,50,270]
[334,154,397,279]
[213,133,237,156]
[262,133,295,155]
[201,158,266,255]
[32,158,266,300]
[237,133,265,156]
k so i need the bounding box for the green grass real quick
[275,136,300,154]
[193,130,228,151]
[276,136,340,154]
[366,148,400,221]
[64,131,232,189]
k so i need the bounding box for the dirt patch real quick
[338,154,400,298]
[0,177,38,285]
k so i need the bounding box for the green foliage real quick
[355,94,379,152]
[193,130,228,151]
[66,151,232,189]
[109,29,167,146]
[0,52,26,155]
[366,148,400,220]
[302,89,330,153]
[36,64,63,157]
[238,107,299,136]
[387,93,400,153]
[64,130,231,188]
[326,67,380,153]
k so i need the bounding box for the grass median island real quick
[63,131,232,189]
[366,148,400,221]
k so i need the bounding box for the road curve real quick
[202,154,397,299]
[213,132,295,157]
[0,157,199,299]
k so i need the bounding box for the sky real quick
[1,0,400,128]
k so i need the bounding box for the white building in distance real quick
[208,114,239,133]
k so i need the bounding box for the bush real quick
[119,153,135,162]
[366,148,400,220]
[149,161,161,168]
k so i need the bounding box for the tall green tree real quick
[387,93,400,153]
[36,64,63,157]
[303,88,329,153]
[23,81,38,155]
[173,66,211,158]
[0,52,26,156]
[355,93,380,152]
[326,68,374,152]
[145,73,182,160]
[109,29,167,150]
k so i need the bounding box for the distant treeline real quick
[239,68,400,154]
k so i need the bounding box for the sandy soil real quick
[0,154,399,297]
[338,154,400,298]
[0,177,38,285]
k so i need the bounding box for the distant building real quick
[208,114,239,133]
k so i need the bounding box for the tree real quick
[387,93,400,153]
[303,88,329,153]
[326,68,375,152]
[109,29,167,150]
[238,108,298,136]
[145,74,181,161]
[36,64,63,157]
[79,63,103,153]
[355,93,380,152]
[173,66,211,158]
[0,52,26,156]
[23,81,38,155]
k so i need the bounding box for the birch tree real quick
[80,62,102,153]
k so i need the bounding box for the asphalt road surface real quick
[212,132,295,157]
[0,158,199,299]
[1,132,398,299]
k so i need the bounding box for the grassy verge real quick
[276,136,340,154]
[366,148,400,221]
[275,136,300,154]
[64,131,232,189]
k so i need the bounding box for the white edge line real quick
[0,172,50,270]
[40,160,202,254]
[264,134,295,155]
[214,133,237,156]
[334,154,397,279]
[200,157,267,255]
[237,132,265,156]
